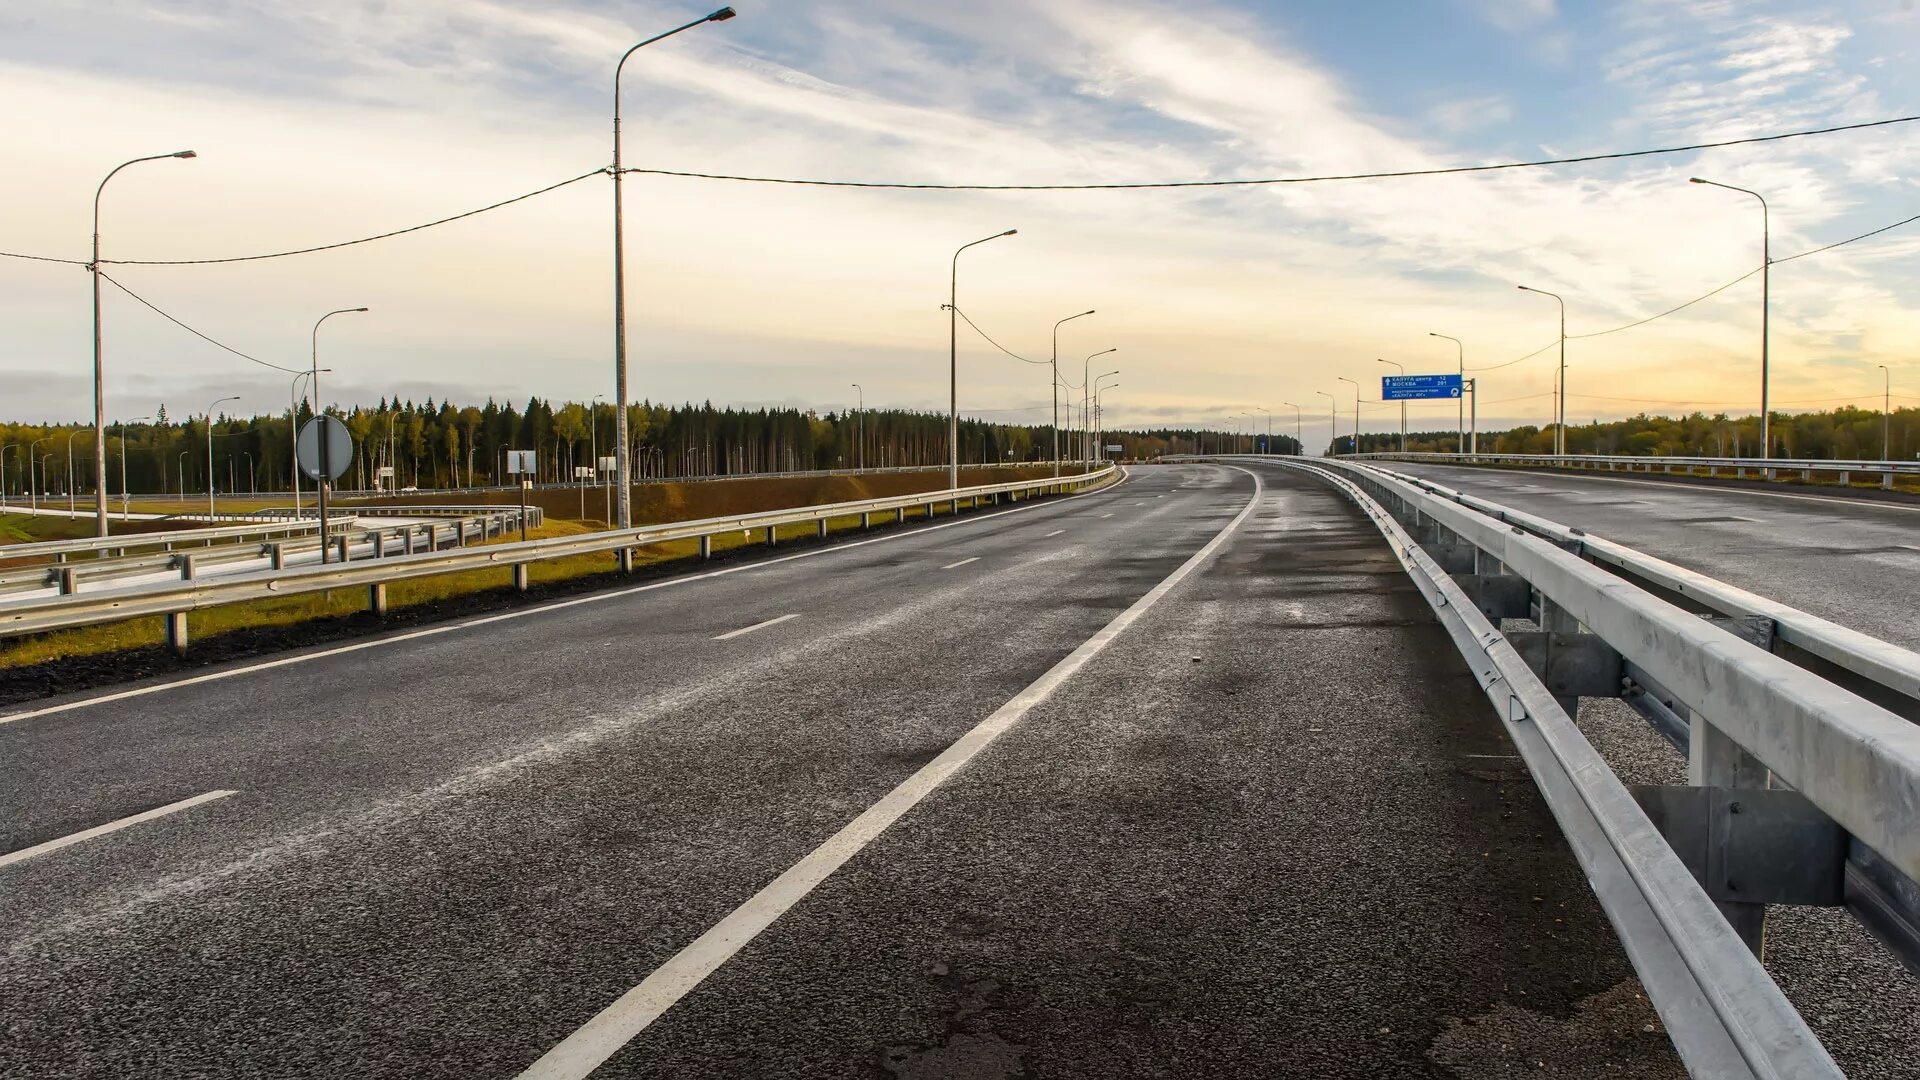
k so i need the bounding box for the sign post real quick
[507,450,536,543]
[296,415,354,564]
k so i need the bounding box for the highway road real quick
[2,464,1682,1077]
[1374,460,1920,650]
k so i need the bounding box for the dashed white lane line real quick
[1100,513,1114,519]
[0,468,1137,728]
[0,790,238,869]
[940,557,981,570]
[712,613,799,641]
[512,466,1264,1080]
[1043,530,1066,538]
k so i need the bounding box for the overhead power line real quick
[97,271,304,374]
[1471,205,1920,370]
[107,168,607,266]
[621,114,1920,191]
[948,305,1050,365]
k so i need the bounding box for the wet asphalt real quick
[1,464,1678,1078]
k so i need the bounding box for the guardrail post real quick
[699,534,713,559]
[1884,472,1895,491]
[163,555,196,655]
[513,564,530,592]
[57,566,78,595]
[816,519,827,539]
[271,543,287,570]
[370,582,388,616]
[618,547,635,573]
[403,528,415,556]
[1688,717,1773,955]
[338,535,351,563]
[765,525,778,545]
[861,511,872,529]
[1838,469,1851,486]
[373,532,387,560]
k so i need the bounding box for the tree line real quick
[1338,406,1917,459]
[0,398,1295,498]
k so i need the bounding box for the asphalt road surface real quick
[2,463,1676,1078]
[1373,461,1920,650]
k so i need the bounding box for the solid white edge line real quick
[0,469,1134,728]
[0,789,238,869]
[940,557,980,570]
[512,465,1261,1080]
[711,613,799,641]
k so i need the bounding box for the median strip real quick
[0,790,238,869]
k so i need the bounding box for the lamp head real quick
[173,150,197,159]
[1688,177,1707,184]
[707,7,736,21]
[352,307,369,312]
[1002,229,1018,236]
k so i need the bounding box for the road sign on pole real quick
[295,416,353,482]
[1382,374,1464,401]
[506,450,537,476]
[295,415,354,564]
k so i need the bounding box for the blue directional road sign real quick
[1382,373,1464,400]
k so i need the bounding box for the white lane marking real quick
[1100,513,1114,519]
[1408,465,1920,515]
[513,464,1260,1080]
[0,790,237,869]
[711,613,799,641]
[940,557,980,570]
[0,469,1138,728]
[1043,530,1066,538]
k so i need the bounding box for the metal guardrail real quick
[244,505,547,526]
[0,512,537,598]
[1348,451,1920,489]
[0,519,345,563]
[0,468,1117,652]
[1203,453,1920,1076]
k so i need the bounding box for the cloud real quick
[1429,95,1515,134]
[0,0,1914,435]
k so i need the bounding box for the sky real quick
[3,0,1919,454]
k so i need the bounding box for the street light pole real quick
[1094,378,1119,462]
[1517,286,1567,453]
[28,438,49,511]
[1691,177,1771,460]
[311,308,366,562]
[1280,402,1303,455]
[850,383,864,471]
[66,430,81,514]
[947,229,1018,488]
[116,415,150,516]
[1337,376,1360,455]
[205,395,240,519]
[611,7,738,530]
[1880,365,1892,461]
[1376,359,1405,451]
[1051,310,1094,476]
[1082,347,1116,469]
[177,451,189,499]
[1429,332,1465,451]
[90,149,196,537]
[1314,391,1336,457]
[1093,371,1119,461]
[1254,406,1272,454]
